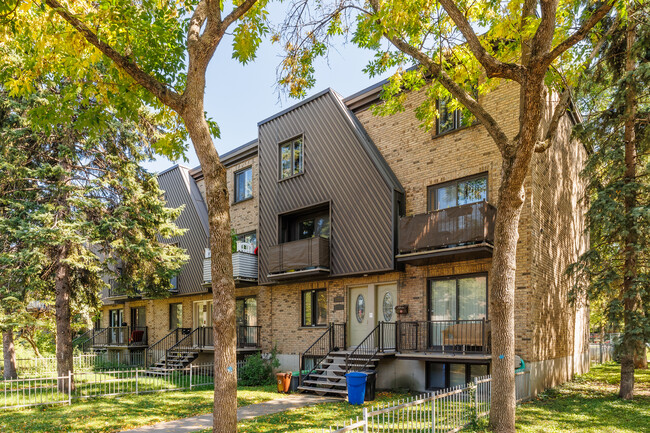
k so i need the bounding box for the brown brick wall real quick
[101,82,588,375]
[195,154,259,237]
[529,111,590,363]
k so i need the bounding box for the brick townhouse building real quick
[92,77,589,395]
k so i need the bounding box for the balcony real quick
[395,319,491,361]
[203,243,258,287]
[106,280,141,301]
[267,237,330,281]
[396,201,496,265]
[92,326,148,348]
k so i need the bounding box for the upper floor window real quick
[234,167,253,202]
[235,231,257,249]
[281,205,330,243]
[437,97,476,135]
[280,137,303,179]
[428,174,488,211]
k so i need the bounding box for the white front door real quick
[349,286,369,347]
[193,301,212,328]
[348,283,398,349]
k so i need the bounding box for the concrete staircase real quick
[147,348,199,375]
[297,351,380,396]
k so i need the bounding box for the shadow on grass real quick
[0,384,280,433]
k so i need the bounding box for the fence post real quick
[473,377,479,422]
[68,371,72,405]
[190,364,193,390]
[136,368,139,394]
[431,391,436,433]
[363,407,368,433]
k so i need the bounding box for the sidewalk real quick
[121,394,341,433]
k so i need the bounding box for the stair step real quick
[302,379,346,388]
[297,385,348,395]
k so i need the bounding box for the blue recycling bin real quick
[345,372,367,405]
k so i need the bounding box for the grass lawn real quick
[0,384,282,433]
[225,363,649,433]
[233,391,408,433]
[468,362,650,433]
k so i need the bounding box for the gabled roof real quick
[158,165,209,238]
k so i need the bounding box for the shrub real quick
[238,346,280,386]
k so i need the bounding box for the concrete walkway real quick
[121,395,341,433]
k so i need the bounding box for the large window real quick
[131,307,146,328]
[428,174,488,211]
[427,362,489,390]
[236,296,257,326]
[429,274,487,321]
[302,289,327,327]
[281,206,330,243]
[280,137,304,179]
[169,303,183,329]
[234,167,253,202]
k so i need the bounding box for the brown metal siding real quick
[157,167,209,295]
[258,91,399,284]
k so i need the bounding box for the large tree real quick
[279,0,616,430]
[2,1,268,428]
[0,88,188,388]
[569,0,649,399]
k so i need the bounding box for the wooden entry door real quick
[349,286,369,347]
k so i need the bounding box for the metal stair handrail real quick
[299,322,346,386]
[72,328,96,352]
[75,327,108,352]
[164,327,204,368]
[345,322,383,374]
[146,327,191,366]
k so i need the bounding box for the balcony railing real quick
[203,245,258,285]
[165,325,261,353]
[267,237,330,279]
[398,201,496,255]
[396,319,491,354]
[92,326,149,347]
[106,280,142,300]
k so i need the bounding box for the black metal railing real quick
[73,328,107,353]
[346,321,398,373]
[237,325,262,349]
[299,323,346,385]
[92,326,148,347]
[397,319,491,354]
[145,327,191,366]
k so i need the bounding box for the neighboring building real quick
[94,78,589,394]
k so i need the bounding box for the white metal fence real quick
[12,352,145,376]
[2,361,249,410]
[325,371,531,433]
[589,343,615,365]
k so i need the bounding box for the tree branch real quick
[222,0,259,29]
[437,0,525,82]
[541,0,616,67]
[535,15,619,152]
[44,0,182,111]
[386,34,512,157]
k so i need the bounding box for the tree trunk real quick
[3,328,18,380]
[488,159,527,433]
[182,107,237,433]
[634,344,647,369]
[619,0,638,400]
[23,332,44,358]
[55,242,74,392]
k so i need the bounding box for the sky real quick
[142,4,395,173]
